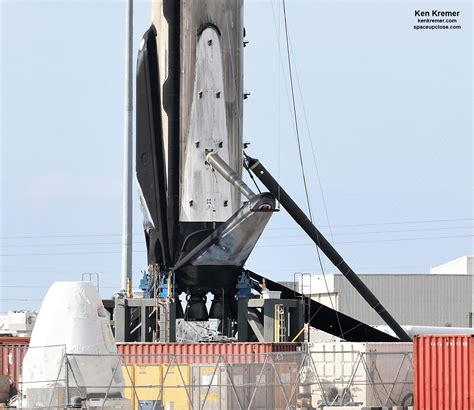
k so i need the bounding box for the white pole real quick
[121,0,133,291]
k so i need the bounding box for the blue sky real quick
[1,0,472,313]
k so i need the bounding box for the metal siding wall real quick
[336,275,471,327]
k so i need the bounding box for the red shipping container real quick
[0,344,28,392]
[414,335,474,410]
[117,342,301,365]
[0,341,300,393]
[0,337,30,345]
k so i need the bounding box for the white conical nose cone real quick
[22,282,124,396]
[27,281,116,353]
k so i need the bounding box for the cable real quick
[286,24,336,246]
[282,0,310,220]
[261,225,474,239]
[250,264,429,272]
[255,233,474,247]
[244,160,262,193]
[285,34,353,331]
[0,269,114,273]
[0,233,472,257]
[1,242,125,248]
[0,286,119,290]
[309,218,474,228]
[281,0,344,339]
[2,225,470,250]
[269,0,283,186]
[2,218,471,240]
[266,218,474,229]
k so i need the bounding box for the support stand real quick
[237,298,304,342]
[113,296,176,342]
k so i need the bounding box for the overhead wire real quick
[262,225,474,238]
[0,285,118,289]
[1,233,472,256]
[269,0,282,191]
[283,5,356,317]
[281,0,344,339]
[288,27,335,246]
[2,218,472,240]
[257,233,474,247]
[2,225,472,249]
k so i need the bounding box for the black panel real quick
[162,1,181,264]
[247,270,400,343]
[176,265,240,294]
[136,26,170,267]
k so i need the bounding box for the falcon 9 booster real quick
[136,1,275,321]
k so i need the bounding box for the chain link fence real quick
[15,347,413,409]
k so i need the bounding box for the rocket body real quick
[137,1,274,320]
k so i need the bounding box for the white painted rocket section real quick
[21,282,128,407]
[152,0,245,222]
[180,27,233,222]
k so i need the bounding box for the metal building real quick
[297,256,474,329]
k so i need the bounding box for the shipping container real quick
[310,342,413,408]
[414,335,474,410]
[117,342,300,365]
[0,337,29,345]
[0,344,27,393]
[135,364,162,402]
[0,375,10,403]
[120,350,303,409]
[121,365,135,409]
[191,364,227,410]
[0,341,300,405]
[162,364,190,410]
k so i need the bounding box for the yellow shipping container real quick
[135,364,163,401]
[162,364,191,410]
[122,364,163,409]
[121,365,135,409]
[191,364,227,410]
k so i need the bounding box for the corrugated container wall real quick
[414,335,474,410]
[0,341,300,393]
[0,343,28,392]
[117,342,300,364]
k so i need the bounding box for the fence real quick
[310,345,414,408]
[6,345,413,409]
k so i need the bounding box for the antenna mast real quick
[121,0,133,291]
